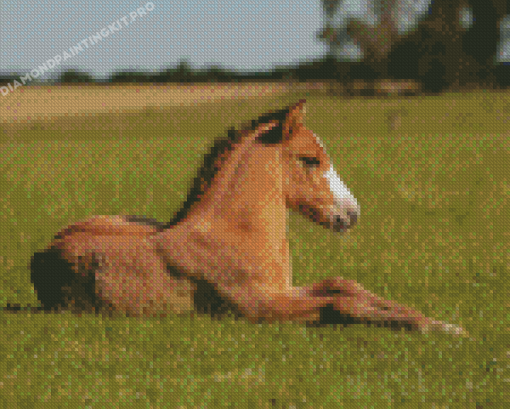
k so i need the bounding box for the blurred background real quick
[0,0,509,93]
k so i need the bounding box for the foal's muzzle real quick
[331,205,360,233]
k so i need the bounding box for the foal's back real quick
[31,215,197,316]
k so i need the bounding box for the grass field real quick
[0,86,509,408]
[0,82,296,126]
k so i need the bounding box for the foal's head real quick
[170,100,359,233]
[242,100,359,233]
[277,100,360,232]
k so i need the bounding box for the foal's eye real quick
[299,156,321,167]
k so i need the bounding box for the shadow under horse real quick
[29,100,466,336]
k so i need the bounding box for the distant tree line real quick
[0,54,508,96]
[318,0,510,92]
[0,58,345,87]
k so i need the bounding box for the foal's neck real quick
[154,143,292,290]
[179,143,288,238]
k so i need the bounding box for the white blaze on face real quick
[315,134,359,215]
[324,166,359,212]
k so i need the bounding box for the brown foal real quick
[30,100,467,336]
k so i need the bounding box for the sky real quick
[0,0,509,80]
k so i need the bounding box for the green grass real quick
[0,89,509,408]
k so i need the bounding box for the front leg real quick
[311,277,468,337]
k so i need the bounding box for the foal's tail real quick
[30,247,75,311]
[1,248,72,314]
[25,247,103,314]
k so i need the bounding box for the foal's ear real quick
[252,120,279,141]
[283,99,306,140]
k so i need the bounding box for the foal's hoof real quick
[420,321,469,337]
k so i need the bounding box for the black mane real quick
[164,104,293,228]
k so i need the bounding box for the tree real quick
[318,0,409,63]
[59,69,94,84]
[0,72,20,85]
[495,15,510,89]
[318,0,432,81]
[390,0,471,92]
[318,0,507,92]
[205,65,231,83]
[109,70,152,83]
